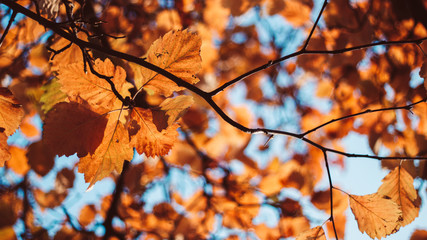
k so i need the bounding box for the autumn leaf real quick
[79,204,97,227]
[57,58,133,112]
[0,87,24,137]
[296,226,326,240]
[0,88,24,167]
[0,132,11,167]
[129,107,179,157]
[159,95,194,125]
[40,78,68,114]
[43,102,108,157]
[27,141,55,176]
[6,146,30,175]
[349,193,402,239]
[377,166,421,226]
[133,29,202,97]
[78,111,133,189]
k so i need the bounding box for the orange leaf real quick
[410,230,427,240]
[159,95,194,125]
[377,166,421,226]
[43,102,108,157]
[129,107,179,157]
[349,193,402,239]
[6,146,30,175]
[296,226,326,240]
[0,132,11,167]
[79,204,97,227]
[78,112,133,189]
[0,87,24,136]
[57,58,132,112]
[134,29,202,97]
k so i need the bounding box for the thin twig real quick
[301,98,427,137]
[322,150,338,240]
[301,0,328,50]
[2,0,426,162]
[209,37,427,95]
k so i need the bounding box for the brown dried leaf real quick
[33,189,67,210]
[27,141,55,176]
[349,193,402,239]
[55,168,75,191]
[410,230,427,240]
[377,166,421,226]
[43,102,108,157]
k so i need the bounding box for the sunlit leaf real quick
[349,193,402,239]
[78,112,133,189]
[57,58,132,112]
[129,107,179,157]
[0,87,24,136]
[377,166,421,226]
[134,29,202,97]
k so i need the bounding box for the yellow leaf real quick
[349,193,402,239]
[296,226,326,240]
[134,29,202,97]
[377,166,421,226]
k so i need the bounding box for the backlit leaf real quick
[57,58,132,112]
[40,78,68,114]
[349,193,402,239]
[0,87,24,136]
[129,107,179,157]
[134,29,202,97]
[377,166,421,226]
[78,112,133,189]
[0,132,11,167]
[159,95,194,125]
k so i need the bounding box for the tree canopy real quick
[0,0,426,239]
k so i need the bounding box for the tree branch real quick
[102,161,129,240]
[301,98,427,137]
[322,150,338,240]
[2,0,426,163]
